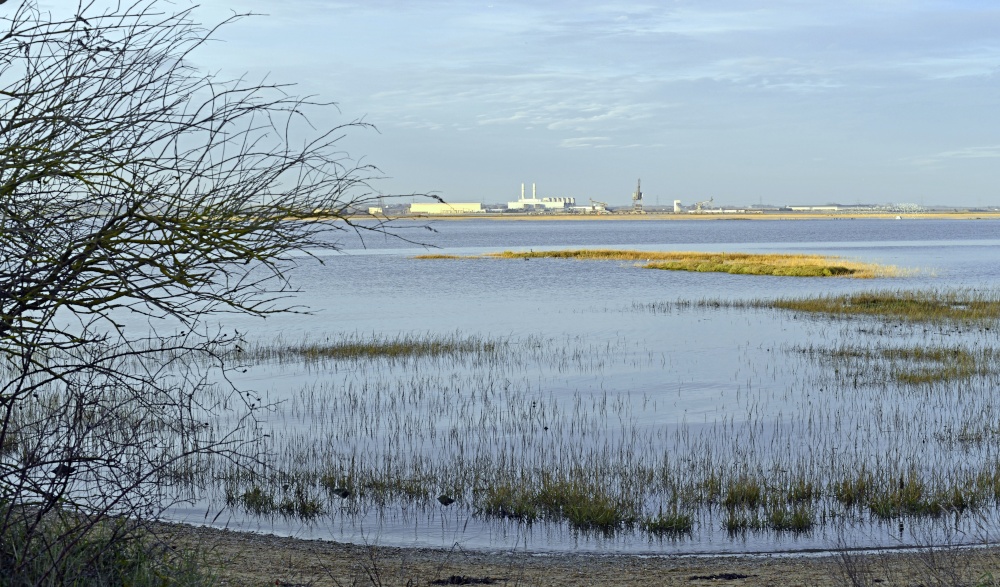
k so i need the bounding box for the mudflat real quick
[154,522,1000,586]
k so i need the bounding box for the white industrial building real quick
[507,183,575,210]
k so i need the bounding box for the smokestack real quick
[532,183,536,199]
[521,183,524,201]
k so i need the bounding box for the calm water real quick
[167,218,1000,555]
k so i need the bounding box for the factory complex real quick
[365,182,936,217]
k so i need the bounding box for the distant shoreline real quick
[367,211,1000,221]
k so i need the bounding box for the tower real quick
[632,179,643,213]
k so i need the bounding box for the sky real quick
[53,1,1000,207]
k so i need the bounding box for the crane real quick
[693,197,714,213]
[632,179,644,213]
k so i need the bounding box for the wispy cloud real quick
[936,145,1000,159]
[559,136,657,149]
[907,145,1000,167]
[560,136,610,149]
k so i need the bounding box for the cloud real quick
[936,146,1000,159]
[559,136,656,149]
[560,136,609,148]
[907,145,1000,167]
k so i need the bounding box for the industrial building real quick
[507,183,575,210]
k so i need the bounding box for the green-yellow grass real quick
[414,249,896,278]
[772,290,1000,322]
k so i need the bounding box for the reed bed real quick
[194,319,1000,545]
[415,249,896,278]
[236,332,510,364]
[796,344,998,385]
[650,289,1000,325]
[133,293,1000,548]
[772,290,1000,323]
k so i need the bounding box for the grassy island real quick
[415,249,897,278]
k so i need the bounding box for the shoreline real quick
[154,521,1000,586]
[370,211,1000,222]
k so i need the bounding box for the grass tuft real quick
[475,476,639,533]
[643,508,694,536]
[724,477,764,509]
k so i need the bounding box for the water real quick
[165,218,1000,555]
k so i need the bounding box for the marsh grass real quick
[771,290,1000,324]
[834,471,875,508]
[226,483,325,521]
[241,332,508,364]
[190,318,1000,546]
[415,249,894,278]
[803,344,994,386]
[724,511,767,534]
[643,508,695,536]
[475,475,640,533]
[867,476,943,520]
[768,505,814,532]
[724,477,764,509]
[643,289,1000,326]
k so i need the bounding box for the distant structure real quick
[673,200,682,213]
[632,179,643,213]
[507,183,575,210]
[588,198,609,214]
[409,202,483,215]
